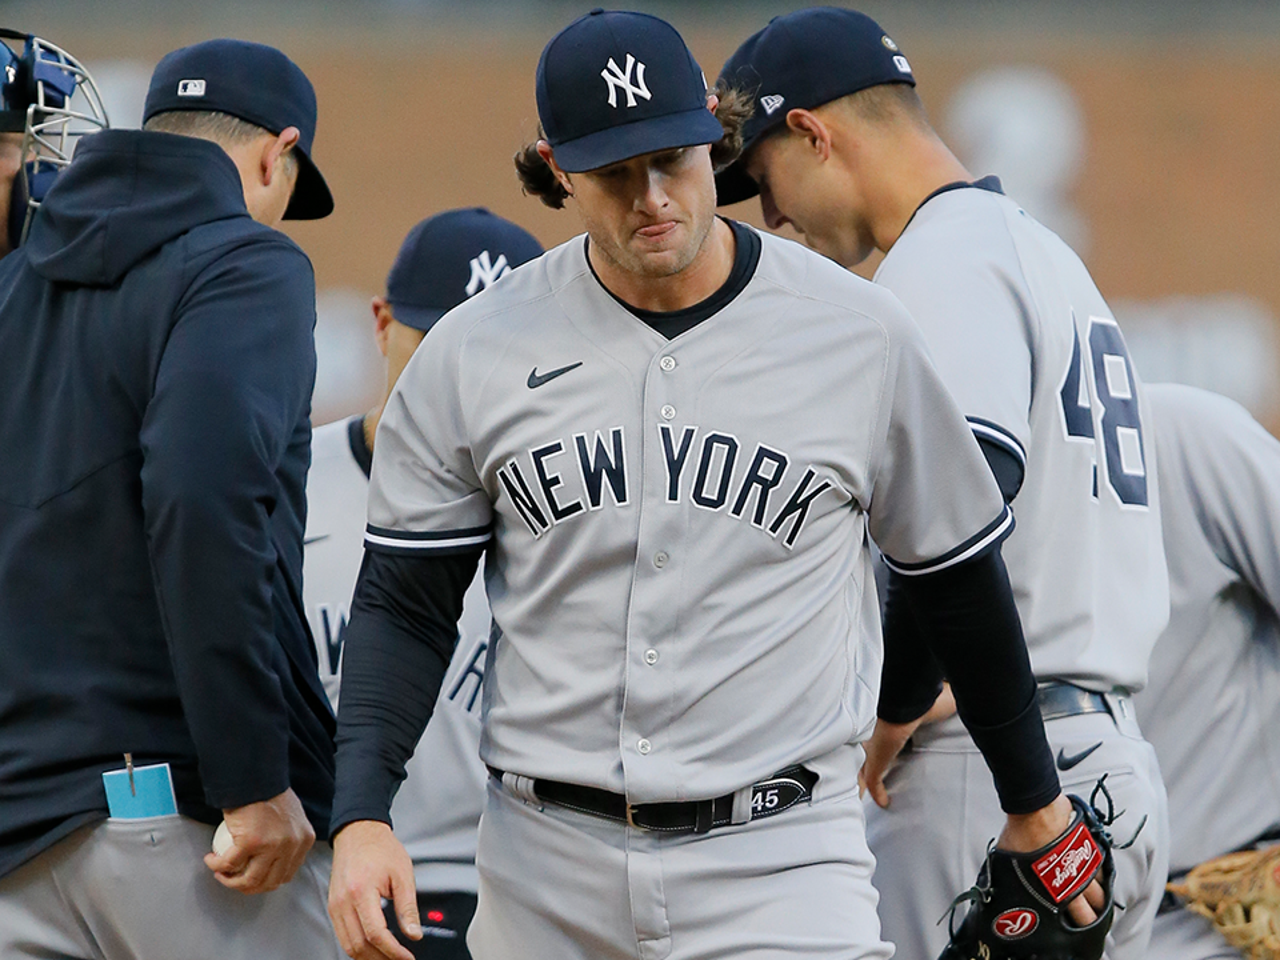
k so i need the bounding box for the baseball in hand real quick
[212,820,233,857]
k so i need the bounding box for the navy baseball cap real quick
[536,9,724,173]
[385,208,544,332]
[144,39,333,220]
[714,7,916,205]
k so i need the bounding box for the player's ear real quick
[705,92,719,114]
[785,109,832,161]
[372,296,394,358]
[536,140,574,196]
[262,126,301,187]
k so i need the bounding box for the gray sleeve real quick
[365,319,493,555]
[1151,384,1280,614]
[867,311,1013,574]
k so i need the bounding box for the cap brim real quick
[386,301,447,334]
[714,161,761,206]
[283,147,333,220]
[552,106,724,174]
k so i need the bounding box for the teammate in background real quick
[714,9,1169,958]
[327,11,1103,960]
[1136,384,1280,960]
[0,28,109,258]
[0,40,343,958]
[305,207,542,958]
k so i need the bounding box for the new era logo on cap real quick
[760,94,786,115]
[176,79,206,97]
[894,56,912,75]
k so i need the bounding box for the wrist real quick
[998,791,1069,853]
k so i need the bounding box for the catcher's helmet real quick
[0,29,108,249]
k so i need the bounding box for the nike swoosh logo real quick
[527,362,583,389]
[1056,741,1103,771]
[303,535,331,546]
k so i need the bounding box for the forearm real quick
[332,548,480,835]
[891,549,1059,814]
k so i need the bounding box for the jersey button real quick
[659,356,676,372]
[660,404,676,420]
[653,551,669,568]
[644,648,659,665]
[637,738,652,755]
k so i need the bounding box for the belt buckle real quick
[625,802,643,829]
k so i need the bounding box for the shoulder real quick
[1147,383,1263,454]
[1147,381,1248,422]
[425,238,570,344]
[751,228,916,335]
[174,219,315,306]
[879,188,1020,281]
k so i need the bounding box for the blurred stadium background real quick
[11,0,1280,429]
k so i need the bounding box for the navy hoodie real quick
[0,129,335,878]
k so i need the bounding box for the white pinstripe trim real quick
[363,531,491,551]
[883,509,1015,577]
[967,419,1027,468]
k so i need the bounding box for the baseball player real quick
[305,207,543,958]
[714,9,1170,958]
[326,10,1101,960]
[1135,383,1280,960]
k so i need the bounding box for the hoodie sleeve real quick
[139,235,317,811]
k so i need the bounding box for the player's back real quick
[875,183,1168,692]
[1135,384,1280,871]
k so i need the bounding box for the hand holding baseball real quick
[203,787,314,894]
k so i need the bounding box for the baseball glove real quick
[1166,845,1280,960]
[937,786,1123,960]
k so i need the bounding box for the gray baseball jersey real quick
[865,182,1171,960]
[1135,384,1280,874]
[365,226,1012,802]
[304,417,490,893]
[874,182,1168,690]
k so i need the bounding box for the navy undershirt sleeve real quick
[330,547,480,837]
[880,547,1060,815]
[976,437,1025,503]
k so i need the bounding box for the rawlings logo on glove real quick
[938,781,1140,960]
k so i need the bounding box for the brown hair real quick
[513,91,753,210]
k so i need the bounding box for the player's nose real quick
[760,192,788,231]
[633,168,670,214]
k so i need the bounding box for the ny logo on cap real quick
[465,250,511,296]
[602,54,652,109]
[177,79,206,97]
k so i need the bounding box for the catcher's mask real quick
[0,29,109,250]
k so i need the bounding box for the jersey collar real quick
[900,175,1005,238]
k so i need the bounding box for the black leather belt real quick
[1037,681,1113,722]
[487,764,818,835]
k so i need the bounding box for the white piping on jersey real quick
[882,507,1014,577]
[364,530,492,551]
[967,417,1028,469]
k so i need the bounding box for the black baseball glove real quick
[937,784,1129,960]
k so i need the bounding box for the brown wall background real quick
[31,20,1280,423]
